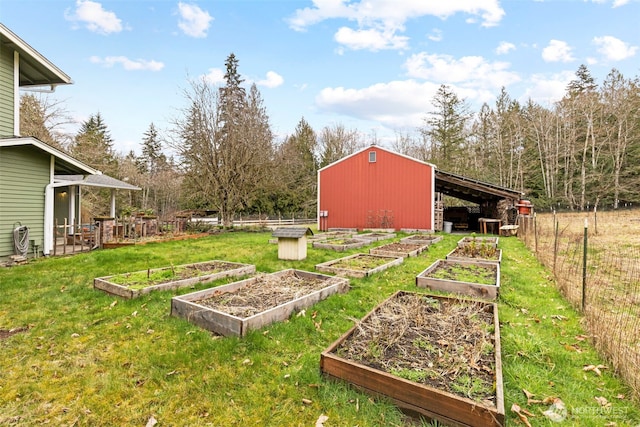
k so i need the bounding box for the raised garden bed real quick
[369,242,428,258]
[94,260,255,299]
[321,291,504,426]
[171,269,349,336]
[400,234,443,246]
[312,237,370,252]
[457,236,499,249]
[354,232,396,242]
[446,246,502,265]
[416,259,500,300]
[315,253,403,278]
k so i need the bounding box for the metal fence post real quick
[582,218,588,311]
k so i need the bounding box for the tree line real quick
[20,55,640,222]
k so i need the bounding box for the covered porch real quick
[47,174,140,256]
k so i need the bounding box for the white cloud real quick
[588,0,631,6]
[90,56,164,71]
[315,77,505,131]
[65,0,123,35]
[256,71,284,88]
[289,0,505,31]
[202,68,225,85]
[428,29,443,42]
[593,35,638,61]
[334,27,409,51]
[542,40,575,63]
[288,0,504,52]
[404,52,520,89]
[496,41,516,55]
[316,80,439,129]
[177,2,213,38]
[519,71,575,105]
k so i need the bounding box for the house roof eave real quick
[0,23,72,87]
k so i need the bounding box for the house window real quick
[369,151,377,163]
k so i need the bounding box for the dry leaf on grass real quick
[145,415,158,427]
[583,364,607,376]
[511,403,533,427]
[315,414,329,427]
[522,389,542,404]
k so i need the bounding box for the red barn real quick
[318,145,435,231]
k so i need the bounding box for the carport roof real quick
[435,170,523,204]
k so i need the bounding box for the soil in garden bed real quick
[374,243,423,253]
[193,270,338,318]
[429,262,497,285]
[328,254,396,271]
[449,245,500,261]
[335,293,497,405]
[108,261,243,289]
[403,235,439,243]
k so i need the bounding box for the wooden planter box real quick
[400,234,443,246]
[315,253,403,278]
[446,247,503,265]
[353,232,396,242]
[416,259,500,300]
[171,269,349,337]
[457,236,499,249]
[369,242,428,258]
[312,238,370,252]
[94,260,255,299]
[321,291,504,426]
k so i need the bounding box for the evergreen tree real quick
[171,53,274,226]
[139,123,167,174]
[275,117,318,215]
[71,112,118,175]
[421,84,471,173]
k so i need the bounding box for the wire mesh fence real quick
[518,210,640,399]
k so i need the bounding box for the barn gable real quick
[318,145,435,231]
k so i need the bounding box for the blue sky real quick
[2,0,639,154]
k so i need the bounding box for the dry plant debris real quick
[195,271,336,318]
[373,243,423,252]
[328,254,394,270]
[335,293,497,405]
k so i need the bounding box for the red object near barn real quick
[318,145,435,232]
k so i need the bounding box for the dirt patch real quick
[334,293,497,405]
[194,270,335,318]
[0,326,29,340]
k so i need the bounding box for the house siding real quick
[319,147,434,231]
[0,47,15,137]
[0,146,49,257]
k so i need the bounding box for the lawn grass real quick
[1,230,639,426]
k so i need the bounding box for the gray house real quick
[0,23,138,259]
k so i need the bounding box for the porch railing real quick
[53,218,100,256]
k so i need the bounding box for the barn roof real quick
[317,144,523,204]
[436,170,523,204]
[272,227,314,239]
[318,144,435,172]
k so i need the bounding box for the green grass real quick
[1,231,639,426]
